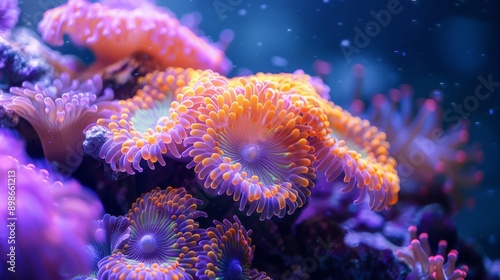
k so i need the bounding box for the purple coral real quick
[81,214,131,278]
[196,215,270,280]
[0,143,103,279]
[0,0,19,35]
[0,128,24,159]
[97,187,207,279]
[0,31,52,86]
[396,226,468,280]
[0,28,83,87]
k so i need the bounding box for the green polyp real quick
[131,100,172,133]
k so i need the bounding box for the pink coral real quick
[0,73,118,174]
[351,81,483,208]
[0,0,19,35]
[38,0,232,74]
[396,226,468,280]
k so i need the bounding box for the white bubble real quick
[340,39,350,47]
[271,56,288,67]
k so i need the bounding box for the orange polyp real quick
[222,172,231,180]
[108,121,119,129]
[135,139,146,148]
[338,147,347,157]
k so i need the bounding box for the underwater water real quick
[1,0,499,279]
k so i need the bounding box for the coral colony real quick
[0,0,494,279]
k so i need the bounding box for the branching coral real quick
[0,73,118,174]
[97,68,227,174]
[196,216,270,280]
[97,186,207,279]
[396,226,468,280]
[183,77,316,220]
[38,0,232,74]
